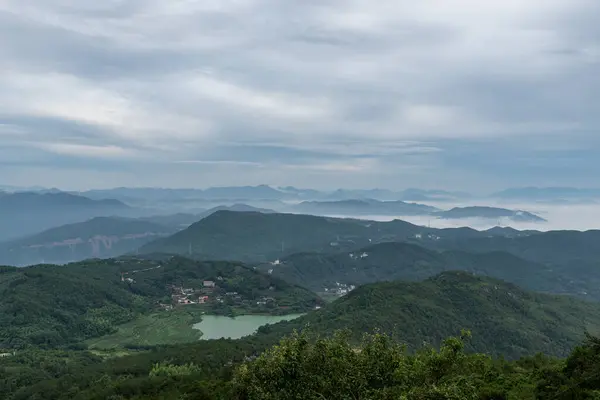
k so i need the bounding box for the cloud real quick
[0,0,599,191]
[38,143,135,159]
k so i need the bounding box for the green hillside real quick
[257,242,589,300]
[257,271,600,359]
[430,229,600,267]
[0,256,320,349]
[139,210,493,263]
[3,315,600,399]
[139,210,600,271]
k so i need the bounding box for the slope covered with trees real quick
[3,330,600,399]
[256,272,600,359]
[0,256,321,348]
[139,210,510,263]
[258,241,595,302]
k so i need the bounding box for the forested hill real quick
[257,241,595,300]
[256,271,600,359]
[139,211,600,271]
[139,211,381,262]
[138,210,510,263]
[0,256,320,348]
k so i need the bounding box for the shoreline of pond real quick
[193,313,305,340]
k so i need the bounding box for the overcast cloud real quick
[0,0,599,191]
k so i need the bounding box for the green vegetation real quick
[86,308,206,349]
[140,210,380,262]
[139,210,487,262]
[256,271,600,359]
[0,256,320,349]
[140,211,600,300]
[259,241,597,301]
[3,330,600,399]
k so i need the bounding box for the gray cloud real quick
[0,0,599,191]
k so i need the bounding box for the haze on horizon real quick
[1,0,599,191]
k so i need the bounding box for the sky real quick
[0,0,599,192]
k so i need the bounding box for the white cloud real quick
[39,143,135,159]
[0,0,598,189]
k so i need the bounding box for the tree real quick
[230,330,508,400]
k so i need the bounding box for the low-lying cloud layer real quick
[1,0,599,190]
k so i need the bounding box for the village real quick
[162,278,278,310]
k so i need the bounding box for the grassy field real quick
[86,307,206,349]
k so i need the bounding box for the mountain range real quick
[0,204,276,266]
[291,199,440,216]
[433,206,546,222]
[138,211,600,300]
[0,192,134,241]
[255,242,565,296]
[290,199,545,222]
[6,183,600,202]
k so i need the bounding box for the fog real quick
[323,201,600,232]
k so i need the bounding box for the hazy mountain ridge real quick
[0,192,135,241]
[0,217,173,266]
[0,204,278,267]
[292,199,440,216]
[434,206,547,222]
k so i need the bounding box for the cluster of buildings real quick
[348,252,369,260]
[324,282,356,297]
[163,278,279,309]
[169,279,219,305]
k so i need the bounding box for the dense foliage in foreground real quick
[2,330,600,399]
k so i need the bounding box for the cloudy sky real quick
[0,0,598,192]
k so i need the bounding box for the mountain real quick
[492,187,600,202]
[0,205,278,267]
[324,189,400,201]
[139,211,379,262]
[0,256,321,348]
[434,206,547,222]
[292,199,439,216]
[428,229,600,267]
[0,185,47,192]
[140,210,600,279]
[200,185,285,200]
[0,217,173,266]
[399,188,472,201]
[484,226,542,237]
[258,271,600,359]
[0,192,133,241]
[138,210,559,264]
[138,213,204,229]
[198,204,276,218]
[256,241,593,300]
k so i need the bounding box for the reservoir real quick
[193,314,304,340]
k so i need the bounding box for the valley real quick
[2,192,600,399]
